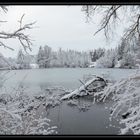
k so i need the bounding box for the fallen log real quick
[60,76,107,100]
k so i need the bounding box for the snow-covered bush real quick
[0,84,59,135]
[0,107,57,135]
[95,49,117,68]
[93,71,140,134]
[95,56,113,68]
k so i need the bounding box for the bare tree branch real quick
[0,20,7,23]
[81,5,140,43]
[0,12,36,52]
[124,14,140,41]
[0,42,14,51]
[0,6,8,13]
[93,5,121,37]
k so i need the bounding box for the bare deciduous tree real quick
[81,5,140,135]
[0,6,35,52]
[0,6,35,69]
[81,5,140,42]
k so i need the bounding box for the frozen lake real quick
[0,68,137,134]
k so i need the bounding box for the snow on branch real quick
[94,5,121,38]
[0,13,36,52]
[0,6,8,13]
[123,14,140,41]
[61,75,107,100]
[82,5,122,38]
[81,5,140,41]
[0,83,59,134]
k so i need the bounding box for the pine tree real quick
[43,45,52,68]
[17,49,25,69]
[36,46,44,68]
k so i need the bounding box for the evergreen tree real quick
[17,49,25,69]
[36,46,44,68]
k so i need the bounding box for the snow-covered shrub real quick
[0,94,13,105]
[0,108,21,134]
[93,71,140,134]
[0,106,57,135]
[0,83,73,135]
[95,49,117,68]
[0,84,59,135]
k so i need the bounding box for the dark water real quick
[46,100,122,135]
[0,68,136,134]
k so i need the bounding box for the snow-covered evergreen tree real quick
[45,47,90,68]
[17,49,25,69]
[36,46,45,68]
[16,49,30,69]
[0,53,8,69]
[43,45,52,68]
[90,48,105,62]
[117,40,126,61]
[36,45,52,68]
[120,52,136,69]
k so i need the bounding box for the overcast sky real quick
[0,6,124,58]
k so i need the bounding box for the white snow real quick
[60,77,98,100]
[92,70,140,134]
[0,84,60,134]
[30,63,39,69]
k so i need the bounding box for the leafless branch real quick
[93,5,121,37]
[0,13,36,52]
[81,5,140,43]
[123,14,140,41]
[81,5,100,22]
[0,41,14,51]
[0,20,7,23]
[0,6,8,13]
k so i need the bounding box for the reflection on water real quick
[0,68,136,134]
[1,68,136,92]
[46,99,121,134]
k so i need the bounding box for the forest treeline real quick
[1,40,140,69]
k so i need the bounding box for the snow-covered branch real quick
[0,14,36,52]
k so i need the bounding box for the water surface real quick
[0,68,136,134]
